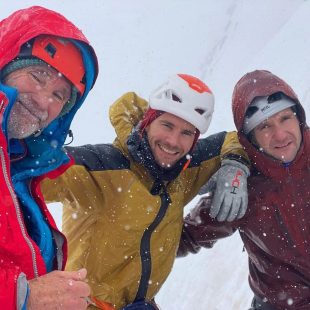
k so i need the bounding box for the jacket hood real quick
[232,70,309,178]
[232,70,306,132]
[0,6,99,76]
[0,6,99,180]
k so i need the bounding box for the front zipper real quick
[134,192,171,302]
[0,147,39,277]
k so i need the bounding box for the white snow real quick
[2,1,310,309]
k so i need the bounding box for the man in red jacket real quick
[0,6,98,310]
[179,70,310,310]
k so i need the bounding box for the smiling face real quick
[253,108,302,163]
[145,112,197,168]
[4,64,72,139]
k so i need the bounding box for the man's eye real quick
[56,94,63,101]
[30,72,41,82]
[283,115,293,121]
[183,131,194,136]
[257,124,269,131]
[54,92,65,102]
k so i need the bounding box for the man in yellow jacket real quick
[42,74,250,309]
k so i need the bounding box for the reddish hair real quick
[139,108,164,133]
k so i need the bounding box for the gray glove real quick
[199,159,250,222]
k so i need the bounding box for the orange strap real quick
[88,296,116,310]
[182,157,191,171]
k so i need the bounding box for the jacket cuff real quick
[17,273,29,310]
[221,158,250,176]
[222,153,251,169]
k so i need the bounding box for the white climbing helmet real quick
[149,74,215,134]
[243,93,296,135]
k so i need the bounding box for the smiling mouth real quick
[17,100,42,123]
[275,142,291,149]
[158,144,179,155]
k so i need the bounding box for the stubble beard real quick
[7,95,48,139]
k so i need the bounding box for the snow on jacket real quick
[0,6,98,309]
[41,91,250,309]
[179,70,310,310]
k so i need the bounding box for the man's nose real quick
[165,130,180,147]
[31,92,52,111]
[273,125,287,140]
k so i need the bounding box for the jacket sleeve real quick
[177,196,238,257]
[220,131,250,166]
[40,163,100,272]
[109,92,148,145]
[40,173,69,203]
[0,267,25,309]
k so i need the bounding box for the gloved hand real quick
[199,159,250,222]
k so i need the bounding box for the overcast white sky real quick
[2,1,310,309]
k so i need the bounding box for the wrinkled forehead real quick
[10,63,60,77]
[5,64,72,88]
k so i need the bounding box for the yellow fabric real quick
[42,92,247,309]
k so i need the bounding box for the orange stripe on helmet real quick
[32,35,85,95]
[178,73,212,94]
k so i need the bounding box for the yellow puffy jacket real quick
[42,92,249,309]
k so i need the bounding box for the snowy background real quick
[2,1,310,309]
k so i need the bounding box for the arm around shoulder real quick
[220,131,250,167]
[109,92,148,140]
[177,195,238,257]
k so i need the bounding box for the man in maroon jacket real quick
[179,70,310,310]
[0,6,98,310]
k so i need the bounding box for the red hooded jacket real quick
[0,6,98,309]
[179,70,310,309]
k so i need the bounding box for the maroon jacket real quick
[179,70,310,309]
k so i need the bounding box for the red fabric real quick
[0,118,47,307]
[231,70,305,132]
[0,6,99,82]
[139,108,163,133]
[0,6,91,308]
[0,93,23,308]
[190,129,200,151]
[180,136,310,308]
[232,69,309,180]
[180,70,310,309]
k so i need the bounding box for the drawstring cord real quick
[64,129,74,145]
